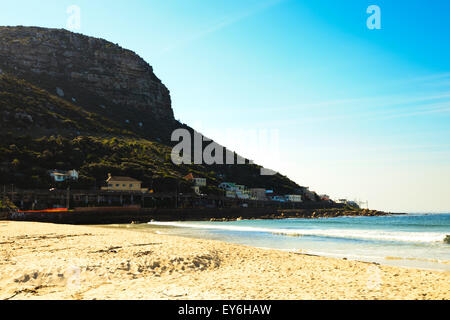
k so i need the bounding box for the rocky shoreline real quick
[210,207,403,222]
[8,205,403,225]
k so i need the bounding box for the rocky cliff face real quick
[0,26,173,120]
[0,26,304,195]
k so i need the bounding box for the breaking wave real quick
[148,221,447,243]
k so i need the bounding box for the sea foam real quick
[148,221,447,243]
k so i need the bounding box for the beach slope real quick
[0,221,448,300]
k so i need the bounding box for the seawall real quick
[7,205,396,225]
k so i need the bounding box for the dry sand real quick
[0,221,448,300]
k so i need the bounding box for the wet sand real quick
[0,221,448,300]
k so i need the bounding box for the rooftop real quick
[107,176,141,183]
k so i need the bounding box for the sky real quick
[1,0,449,212]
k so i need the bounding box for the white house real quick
[218,182,239,192]
[101,175,148,192]
[272,195,286,202]
[219,182,251,199]
[285,195,303,203]
[49,169,79,182]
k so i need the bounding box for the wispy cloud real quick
[244,72,450,126]
[380,103,450,120]
[282,93,450,112]
[157,0,286,56]
[390,72,450,86]
[216,91,450,127]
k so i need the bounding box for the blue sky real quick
[1,0,449,212]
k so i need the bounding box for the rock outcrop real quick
[0,26,173,120]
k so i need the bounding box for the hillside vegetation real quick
[0,75,301,194]
[0,26,304,195]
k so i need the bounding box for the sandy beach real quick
[0,221,448,300]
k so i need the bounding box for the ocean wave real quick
[148,221,447,243]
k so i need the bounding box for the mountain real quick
[0,26,176,141]
[0,26,308,196]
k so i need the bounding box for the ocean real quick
[148,213,450,271]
